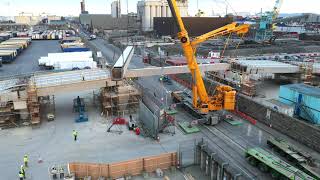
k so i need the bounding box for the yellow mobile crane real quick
[167,0,250,114]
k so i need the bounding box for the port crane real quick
[255,0,283,43]
[166,0,250,114]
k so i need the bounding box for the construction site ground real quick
[0,90,204,180]
[0,36,319,179]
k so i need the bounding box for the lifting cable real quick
[232,33,246,58]
[221,33,232,58]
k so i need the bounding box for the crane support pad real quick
[178,122,200,134]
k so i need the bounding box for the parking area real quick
[0,40,61,77]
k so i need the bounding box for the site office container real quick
[279,84,320,124]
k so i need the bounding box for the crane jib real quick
[166,0,182,32]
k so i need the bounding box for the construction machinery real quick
[167,0,250,114]
[255,0,283,43]
[267,137,320,179]
[73,96,88,123]
[245,147,315,180]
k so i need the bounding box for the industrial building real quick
[111,0,121,18]
[154,17,233,37]
[14,13,42,26]
[137,0,189,31]
[79,14,139,30]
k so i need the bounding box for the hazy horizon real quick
[0,0,319,17]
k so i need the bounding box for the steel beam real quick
[125,63,230,78]
[111,46,135,81]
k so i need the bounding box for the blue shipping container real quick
[0,54,15,63]
[279,84,320,124]
[62,47,90,52]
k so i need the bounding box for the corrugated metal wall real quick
[79,14,139,30]
[154,17,233,37]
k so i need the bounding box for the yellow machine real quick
[167,0,250,114]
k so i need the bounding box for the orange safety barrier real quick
[232,110,257,125]
[68,152,177,179]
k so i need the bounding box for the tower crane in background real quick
[167,0,250,114]
[255,0,283,43]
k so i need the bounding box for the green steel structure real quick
[267,137,320,179]
[245,147,315,180]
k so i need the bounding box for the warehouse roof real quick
[282,83,320,98]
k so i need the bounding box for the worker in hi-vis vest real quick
[20,165,26,178]
[23,155,28,167]
[19,171,24,180]
[73,130,78,141]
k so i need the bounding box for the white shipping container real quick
[38,57,50,65]
[39,52,94,66]
[47,51,93,58]
[46,57,94,66]
[53,61,97,70]
[266,99,295,117]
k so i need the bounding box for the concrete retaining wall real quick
[237,95,320,152]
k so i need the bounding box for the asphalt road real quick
[0,40,62,78]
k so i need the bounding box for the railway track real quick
[199,125,269,180]
[175,107,268,179]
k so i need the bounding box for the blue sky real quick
[0,0,319,16]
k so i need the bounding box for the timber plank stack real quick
[27,85,40,125]
[0,102,17,129]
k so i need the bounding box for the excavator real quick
[167,0,250,115]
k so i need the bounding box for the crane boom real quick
[272,0,283,20]
[167,0,249,113]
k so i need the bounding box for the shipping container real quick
[53,61,97,70]
[265,99,295,117]
[0,51,16,63]
[47,51,93,59]
[46,58,94,67]
[62,47,90,52]
[10,37,32,44]
[0,49,17,57]
[279,84,320,124]
[0,46,22,54]
[39,51,94,67]
[1,41,28,49]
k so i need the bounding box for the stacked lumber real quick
[27,85,40,125]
